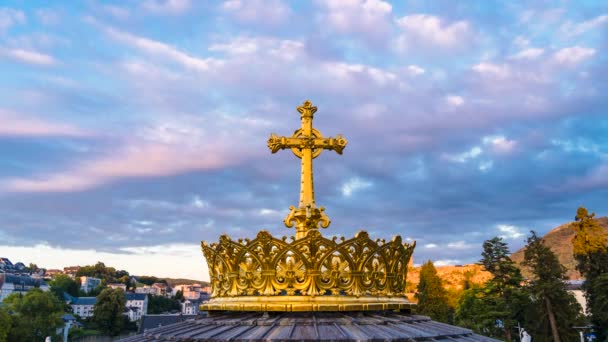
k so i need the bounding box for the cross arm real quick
[268,134,348,154]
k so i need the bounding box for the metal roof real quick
[118,311,500,341]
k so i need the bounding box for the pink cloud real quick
[2,137,258,192]
[0,109,88,136]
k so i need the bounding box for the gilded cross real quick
[268,100,347,239]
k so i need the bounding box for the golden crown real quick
[200,101,416,312]
[201,230,415,312]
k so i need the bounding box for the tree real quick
[523,231,584,342]
[147,294,181,314]
[456,237,529,340]
[0,306,11,342]
[573,207,608,339]
[93,288,126,336]
[50,274,80,297]
[415,260,451,323]
[3,289,64,341]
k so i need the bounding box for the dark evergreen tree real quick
[456,237,528,340]
[93,288,126,336]
[573,207,608,339]
[0,306,11,342]
[523,231,584,342]
[416,260,451,323]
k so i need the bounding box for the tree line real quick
[416,207,608,341]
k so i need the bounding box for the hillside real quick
[510,216,608,280]
[408,264,492,291]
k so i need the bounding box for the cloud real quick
[562,14,608,36]
[142,0,191,15]
[35,9,60,25]
[483,136,516,155]
[510,48,544,60]
[395,14,471,51]
[316,0,392,44]
[406,65,425,75]
[497,224,524,240]
[342,177,373,197]
[0,47,56,66]
[99,23,221,72]
[2,139,250,193]
[444,146,482,163]
[0,7,25,33]
[221,0,290,25]
[445,95,464,107]
[553,46,595,65]
[472,62,510,79]
[0,109,88,136]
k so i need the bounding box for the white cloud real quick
[0,48,56,66]
[497,224,524,239]
[101,25,222,72]
[444,146,482,163]
[317,0,392,44]
[191,195,209,209]
[395,14,471,51]
[406,65,425,75]
[0,7,25,33]
[446,241,474,250]
[483,135,516,155]
[562,14,608,36]
[510,47,544,60]
[221,0,290,25]
[472,62,510,79]
[342,177,373,197]
[446,95,464,107]
[553,46,595,65]
[435,259,461,266]
[478,160,493,172]
[424,243,437,249]
[142,0,191,15]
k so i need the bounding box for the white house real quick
[0,273,50,303]
[66,295,97,318]
[125,293,148,322]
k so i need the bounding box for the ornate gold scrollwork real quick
[201,230,415,311]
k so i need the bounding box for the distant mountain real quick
[162,278,209,287]
[510,216,608,280]
[408,264,492,291]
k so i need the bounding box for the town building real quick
[126,293,148,322]
[65,294,97,318]
[135,285,156,295]
[80,276,102,293]
[0,258,14,272]
[151,283,170,297]
[63,266,81,278]
[0,273,50,303]
[172,284,203,300]
[108,283,127,291]
[44,269,64,278]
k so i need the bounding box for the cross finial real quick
[267,100,347,239]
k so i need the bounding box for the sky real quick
[0,0,607,281]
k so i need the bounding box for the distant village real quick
[0,257,210,335]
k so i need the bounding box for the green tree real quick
[456,237,529,340]
[93,288,126,336]
[50,274,80,297]
[3,289,64,341]
[573,207,608,339]
[0,306,11,342]
[415,260,451,323]
[147,294,180,314]
[523,231,584,342]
